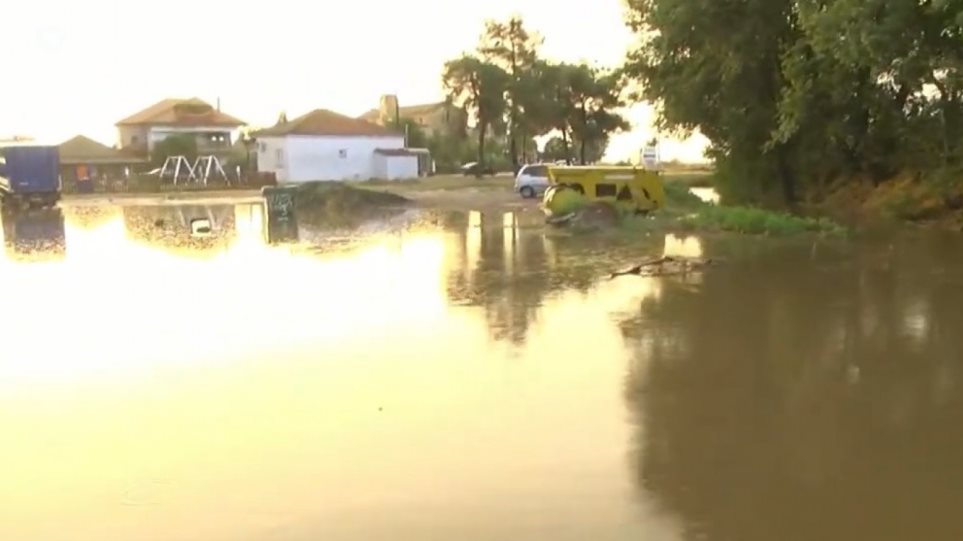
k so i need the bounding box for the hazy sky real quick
[3,0,706,161]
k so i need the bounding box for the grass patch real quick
[681,205,845,236]
[663,171,715,188]
[349,174,512,193]
[664,182,708,209]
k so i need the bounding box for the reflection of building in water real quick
[663,234,703,259]
[234,204,266,246]
[122,205,237,256]
[1,208,66,262]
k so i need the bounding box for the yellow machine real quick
[542,166,665,217]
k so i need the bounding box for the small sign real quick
[642,144,660,169]
[262,186,300,244]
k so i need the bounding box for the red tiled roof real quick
[116,98,245,127]
[254,109,400,138]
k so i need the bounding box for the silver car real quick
[514,164,551,199]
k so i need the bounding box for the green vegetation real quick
[150,134,197,166]
[442,17,627,171]
[681,207,845,236]
[623,0,963,214]
[663,172,715,189]
[663,182,707,209]
[625,180,845,236]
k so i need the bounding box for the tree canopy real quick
[624,0,963,206]
[442,18,629,169]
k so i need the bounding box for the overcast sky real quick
[3,0,706,161]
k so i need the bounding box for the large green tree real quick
[625,0,801,204]
[479,17,541,172]
[625,0,963,206]
[443,56,509,171]
[565,66,628,164]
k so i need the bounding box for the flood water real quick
[2,202,963,541]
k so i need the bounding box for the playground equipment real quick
[157,155,231,185]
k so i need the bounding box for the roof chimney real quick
[216,97,221,111]
[277,111,289,125]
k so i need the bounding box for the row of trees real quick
[442,18,628,171]
[624,0,963,205]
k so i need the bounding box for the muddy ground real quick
[61,175,533,212]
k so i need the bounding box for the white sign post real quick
[642,143,661,170]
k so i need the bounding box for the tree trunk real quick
[776,145,797,207]
[509,116,520,173]
[578,102,589,165]
[562,129,571,165]
[478,122,488,177]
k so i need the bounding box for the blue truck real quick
[0,145,61,209]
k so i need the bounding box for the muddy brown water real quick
[1,202,962,541]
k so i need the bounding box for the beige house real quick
[58,135,146,187]
[360,95,467,139]
[116,98,245,158]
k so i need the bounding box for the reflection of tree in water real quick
[122,205,237,256]
[621,235,963,541]
[445,210,658,344]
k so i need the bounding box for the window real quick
[526,165,548,178]
[596,183,617,197]
[275,149,284,167]
[130,135,139,146]
[259,142,266,152]
[338,149,348,159]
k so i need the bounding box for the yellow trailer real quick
[542,166,665,218]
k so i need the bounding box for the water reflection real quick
[0,208,66,262]
[3,202,962,541]
[621,233,963,541]
[1,201,680,541]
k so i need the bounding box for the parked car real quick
[461,162,495,177]
[514,164,551,199]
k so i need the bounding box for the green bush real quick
[664,182,707,209]
[128,174,162,193]
[683,206,845,236]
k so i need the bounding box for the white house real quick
[253,109,419,182]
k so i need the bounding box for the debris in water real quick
[190,218,213,237]
[610,256,721,279]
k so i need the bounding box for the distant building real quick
[115,98,245,158]
[360,95,467,139]
[0,135,35,146]
[253,109,419,182]
[58,135,146,187]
